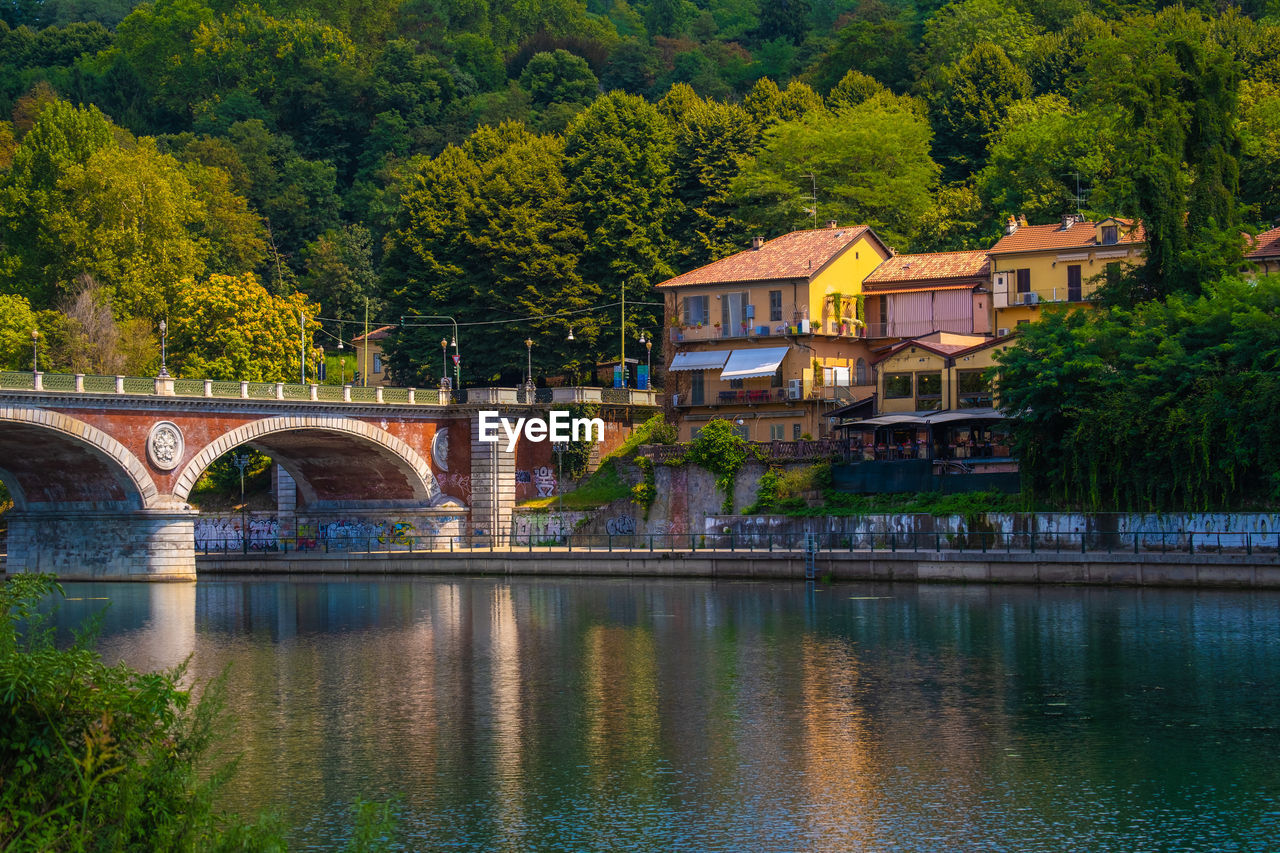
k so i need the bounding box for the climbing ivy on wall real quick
[683,418,756,514]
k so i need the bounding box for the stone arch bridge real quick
[0,377,656,579]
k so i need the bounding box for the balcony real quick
[670,318,861,343]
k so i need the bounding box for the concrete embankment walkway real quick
[193,548,1280,589]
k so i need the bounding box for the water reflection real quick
[53,578,1280,852]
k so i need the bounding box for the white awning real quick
[926,409,1005,423]
[669,350,732,371]
[719,346,790,380]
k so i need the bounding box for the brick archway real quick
[173,415,446,505]
[0,406,159,509]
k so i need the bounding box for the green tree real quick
[996,277,1280,510]
[920,0,1041,67]
[805,2,916,93]
[168,271,319,381]
[1236,78,1280,224]
[976,95,1108,221]
[930,42,1031,178]
[730,95,939,245]
[659,83,758,268]
[741,76,823,127]
[1082,7,1244,302]
[564,91,675,359]
[0,292,38,368]
[384,121,589,385]
[301,224,380,325]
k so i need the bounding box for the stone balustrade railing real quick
[0,372,662,408]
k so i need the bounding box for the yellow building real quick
[988,215,1145,331]
[350,325,394,387]
[840,335,1018,462]
[658,223,891,441]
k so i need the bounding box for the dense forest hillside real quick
[0,0,1275,384]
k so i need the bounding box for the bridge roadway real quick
[0,372,657,579]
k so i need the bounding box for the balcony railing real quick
[669,320,863,343]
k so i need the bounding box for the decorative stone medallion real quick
[147,421,184,470]
[432,427,450,472]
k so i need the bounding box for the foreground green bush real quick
[0,574,285,852]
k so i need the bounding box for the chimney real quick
[1005,215,1018,236]
[1060,214,1074,231]
[826,219,838,229]
[751,236,764,250]
[1018,214,1028,227]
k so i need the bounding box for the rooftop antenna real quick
[1071,171,1089,216]
[801,173,818,229]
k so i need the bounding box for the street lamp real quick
[552,440,567,542]
[524,337,535,400]
[440,338,451,391]
[232,452,251,554]
[158,319,169,377]
[403,314,461,389]
[338,336,346,384]
[645,336,652,389]
[30,329,38,375]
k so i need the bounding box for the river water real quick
[51,577,1280,851]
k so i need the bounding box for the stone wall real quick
[8,510,196,580]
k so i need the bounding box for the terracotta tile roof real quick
[657,226,882,288]
[988,218,1144,255]
[1246,225,1280,259]
[352,325,396,342]
[864,250,990,287]
[871,338,972,364]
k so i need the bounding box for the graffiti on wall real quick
[295,515,466,551]
[605,515,636,536]
[512,511,586,544]
[195,516,280,551]
[533,466,556,498]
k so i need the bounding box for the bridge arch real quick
[173,415,447,506]
[0,406,159,510]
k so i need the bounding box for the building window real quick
[856,358,868,385]
[1016,268,1031,294]
[373,353,383,374]
[885,372,912,398]
[770,423,784,440]
[769,290,783,322]
[1067,265,1082,302]
[729,378,743,389]
[956,369,992,408]
[793,423,802,440]
[684,295,710,327]
[735,422,750,440]
[721,291,749,337]
[916,371,942,410]
[771,365,783,388]
[690,370,704,406]
[1101,224,1118,245]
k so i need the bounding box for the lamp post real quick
[645,337,652,390]
[30,329,38,375]
[338,337,346,385]
[232,452,251,554]
[524,337,535,400]
[158,319,169,377]
[403,314,460,389]
[552,440,566,542]
[619,282,626,388]
[440,338,451,393]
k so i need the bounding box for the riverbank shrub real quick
[683,418,756,514]
[996,276,1280,511]
[0,574,285,852]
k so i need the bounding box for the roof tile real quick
[864,250,990,287]
[657,226,875,288]
[1246,225,1280,260]
[989,218,1144,255]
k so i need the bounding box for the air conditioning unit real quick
[996,328,1011,337]
[787,379,803,400]
[1024,292,1039,305]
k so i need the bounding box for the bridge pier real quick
[6,509,197,580]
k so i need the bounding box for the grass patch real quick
[519,414,676,511]
[776,489,1026,517]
